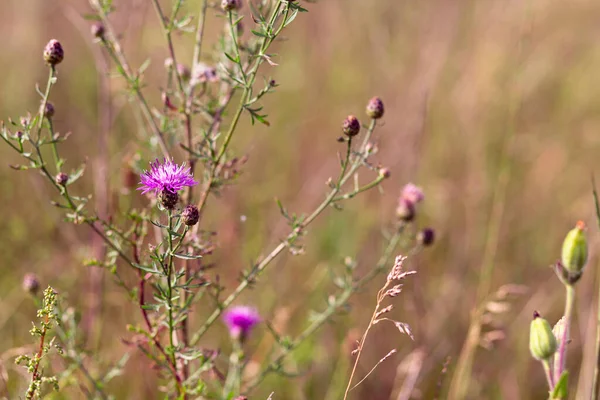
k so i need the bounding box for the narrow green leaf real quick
[551,371,568,399]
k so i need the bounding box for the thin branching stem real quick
[190,119,378,345]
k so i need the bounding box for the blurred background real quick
[2,0,600,398]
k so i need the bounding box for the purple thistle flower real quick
[138,159,198,195]
[223,306,261,340]
[400,183,424,205]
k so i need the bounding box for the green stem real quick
[542,359,554,391]
[554,284,575,384]
[222,338,243,399]
[166,210,178,371]
[36,67,55,142]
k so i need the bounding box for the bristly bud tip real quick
[43,39,64,66]
[366,97,384,119]
[42,102,55,119]
[182,204,200,226]
[159,189,179,210]
[379,167,391,179]
[22,273,40,295]
[91,23,105,39]
[221,0,241,12]
[417,228,435,246]
[396,198,415,222]
[342,115,360,137]
[55,172,68,186]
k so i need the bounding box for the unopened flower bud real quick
[42,102,55,119]
[43,39,64,66]
[366,97,384,119]
[529,311,557,361]
[379,167,391,179]
[91,23,105,39]
[55,172,68,186]
[342,115,360,137]
[221,0,241,11]
[177,64,191,81]
[417,228,435,246]
[159,189,179,210]
[396,199,415,222]
[182,204,199,226]
[22,273,40,295]
[164,58,174,70]
[561,221,588,277]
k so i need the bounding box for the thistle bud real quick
[22,273,40,295]
[42,102,55,119]
[221,0,241,11]
[396,198,415,222]
[378,167,391,179]
[417,228,435,246]
[366,97,384,119]
[55,172,68,186]
[182,204,199,226]
[164,58,174,70]
[91,23,105,40]
[159,189,179,210]
[561,221,588,277]
[342,115,360,137]
[43,39,64,66]
[529,311,558,361]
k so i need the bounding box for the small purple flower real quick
[138,159,198,195]
[223,306,261,340]
[400,183,424,205]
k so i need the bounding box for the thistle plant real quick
[1,1,436,398]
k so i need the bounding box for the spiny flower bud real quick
[396,198,415,222]
[221,0,241,12]
[366,97,384,119]
[417,228,435,246]
[91,23,105,39]
[22,273,40,295]
[55,172,68,186]
[342,115,360,137]
[378,167,391,179]
[43,39,64,66]
[561,221,588,277]
[529,311,558,361]
[42,102,55,119]
[159,189,179,210]
[182,204,199,226]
